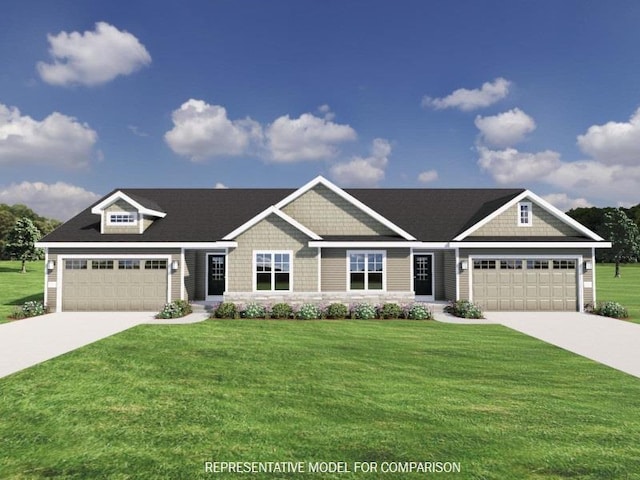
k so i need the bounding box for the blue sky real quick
[2,0,640,220]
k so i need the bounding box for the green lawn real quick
[1,320,640,479]
[596,263,640,322]
[0,260,44,323]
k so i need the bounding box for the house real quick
[37,176,610,313]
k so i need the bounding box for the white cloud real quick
[0,181,100,221]
[475,108,536,147]
[477,146,561,184]
[0,103,97,168]
[164,99,263,161]
[422,77,511,111]
[37,22,151,87]
[417,169,438,184]
[542,193,591,212]
[214,182,228,189]
[330,138,390,187]
[318,104,335,121]
[266,113,356,163]
[128,125,149,137]
[577,107,640,165]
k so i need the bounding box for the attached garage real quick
[472,258,578,311]
[61,258,169,311]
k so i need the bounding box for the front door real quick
[414,254,433,296]
[207,255,225,296]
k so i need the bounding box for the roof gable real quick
[453,190,604,241]
[223,206,321,240]
[91,191,166,218]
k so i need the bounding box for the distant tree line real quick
[566,204,640,265]
[0,204,61,260]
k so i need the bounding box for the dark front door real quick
[207,255,225,296]
[414,254,433,296]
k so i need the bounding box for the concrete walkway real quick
[0,312,206,379]
[486,312,640,379]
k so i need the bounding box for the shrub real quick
[326,302,349,319]
[407,303,433,320]
[445,300,483,319]
[297,303,322,320]
[242,303,266,319]
[271,302,293,319]
[213,302,237,319]
[352,303,376,320]
[593,301,628,319]
[156,300,192,319]
[379,302,403,319]
[22,300,46,318]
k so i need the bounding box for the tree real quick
[603,208,640,278]
[4,217,42,273]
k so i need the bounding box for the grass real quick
[0,260,44,323]
[596,263,640,322]
[1,320,640,479]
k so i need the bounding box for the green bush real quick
[22,300,46,317]
[379,302,403,319]
[353,303,376,320]
[271,302,293,319]
[297,303,322,320]
[156,300,192,319]
[445,300,483,319]
[326,302,348,319]
[594,301,628,319]
[407,303,433,320]
[213,302,237,319]
[243,303,266,319]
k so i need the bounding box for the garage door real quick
[62,259,168,311]
[472,259,577,311]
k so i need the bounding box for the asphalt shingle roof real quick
[42,187,557,243]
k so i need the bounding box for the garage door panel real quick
[62,258,168,311]
[473,258,577,312]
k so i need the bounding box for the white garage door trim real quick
[469,254,584,312]
[56,254,172,312]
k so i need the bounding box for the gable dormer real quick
[91,191,166,234]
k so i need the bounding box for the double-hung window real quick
[255,252,291,291]
[518,202,532,226]
[348,251,384,291]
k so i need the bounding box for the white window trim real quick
[346,250,387,292]
[252,250,293,292]
[106,212,139,226]
[517,201,532,227]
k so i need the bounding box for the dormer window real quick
[108,213,138,225]
[518,202,532,226]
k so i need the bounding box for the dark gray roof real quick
[41,186,584,244]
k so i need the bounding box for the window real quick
[255,252,290,291]
[348,251,384,290]
[527,259,549,269]
[145,260,167,270]
[500,259,522,269]
[91,260,114,270]
[473,260,496,269]
[518,202,532,226]
[553,260,576,269]
[108,213,137,225]
[119,260,140,269]
[65,259,87,270]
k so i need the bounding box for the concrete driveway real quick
[487,312,640,379]
[0,312,150,379]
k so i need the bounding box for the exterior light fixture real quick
[584,260,593,271]
[460,260,469,271]
[47,260,55,270]
[171,260,179,271]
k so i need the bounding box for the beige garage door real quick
[472,259,577,311]
[62,259,168,311]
